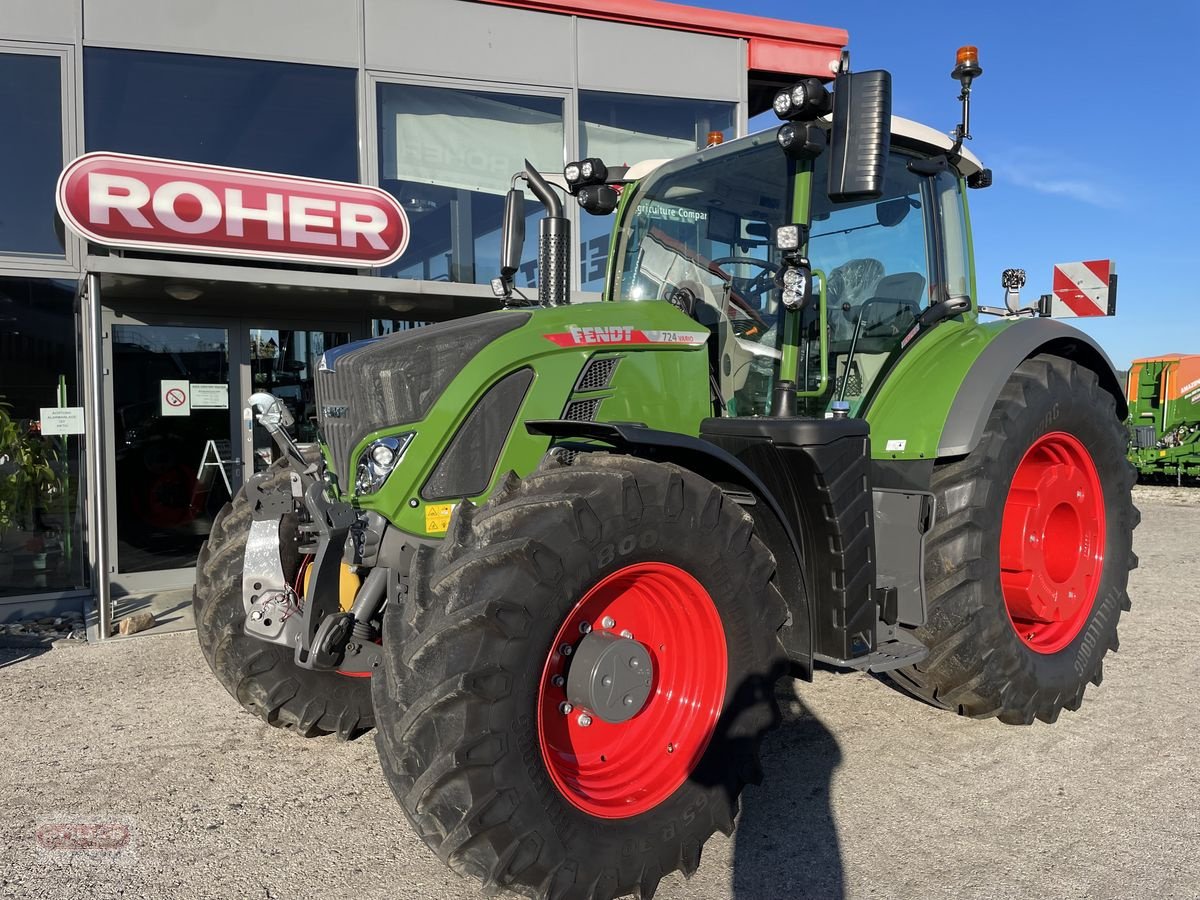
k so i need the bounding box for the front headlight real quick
[355,433,415,495]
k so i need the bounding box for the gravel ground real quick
[1,494,1197,900]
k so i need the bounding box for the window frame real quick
[0,41,80,276]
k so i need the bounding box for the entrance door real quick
[104,317,241,592]
[103,313,358,594]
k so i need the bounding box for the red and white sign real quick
[56,152,409,267]
[1050,260,1115,318]
[544,325,710,347]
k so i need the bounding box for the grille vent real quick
[574,356,620,392]
[563,398,602,422]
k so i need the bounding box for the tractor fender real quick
[526,419,814,676]
[937,318,1128,458]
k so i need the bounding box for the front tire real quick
[193,463,374,739]
[372,453,789,899]
[889,355,1138,724]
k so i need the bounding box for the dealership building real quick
[0,0,845,630]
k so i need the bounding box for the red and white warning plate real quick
[1050,260,1115,318]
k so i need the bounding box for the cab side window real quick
[809,152,932,344]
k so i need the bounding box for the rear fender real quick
[937,319,1127,457]
[527,420,814,677]
[865,317,1126,464]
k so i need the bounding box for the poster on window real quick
[383,92,695,198]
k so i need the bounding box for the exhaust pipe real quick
[523,160,570,306]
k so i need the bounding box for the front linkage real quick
[240,393,397,678]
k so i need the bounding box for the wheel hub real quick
[1000,431,1106,653]
[564,631,654,724]
[537,562,728,819]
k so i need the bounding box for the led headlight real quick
[772,90,792,117]
[564,163,581,184]
[782,268,804,287]
[563,158,608,194]
[356,433,414,495]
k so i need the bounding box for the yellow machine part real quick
[301,561,362,612]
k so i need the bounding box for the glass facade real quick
[0,277,86,596]
[377,83,564,286]
[84,49,358,182]
[0,13,749,606]
[0,53,64,257]
[578,92,736,292]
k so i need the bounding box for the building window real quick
[376,83,564,286]
[578,91,736,292]
[0,277,85,597]
[0,52,65,257]
[84,49,357,182]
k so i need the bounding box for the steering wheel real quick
[709,257,779,329]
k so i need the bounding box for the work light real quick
[564,158,608,193]
[772,77,831,121]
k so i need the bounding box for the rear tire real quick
[193,462,374,739]
[372,453,789,899]
[889,355,1138,724]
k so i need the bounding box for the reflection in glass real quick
[249,329,350,473]
[0,53,64,256]
[111,325,231,573]
[376,83,563,286]
[84,48,358,181]
[578,92,736,292]
[0,278,84,596]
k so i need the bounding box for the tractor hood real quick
[315,310,531,485]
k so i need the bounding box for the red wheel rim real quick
[1000,431,1106,654]
[537,562,727,819]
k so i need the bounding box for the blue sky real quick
[690,0,1199,369]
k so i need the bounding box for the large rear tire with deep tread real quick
[193,462,374,740]
[372,453,789,900]
[888,354,1139,724]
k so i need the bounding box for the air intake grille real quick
[563,398,602,422]
[421,368,535,501]
[575,356,620,392]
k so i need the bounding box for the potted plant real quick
[0,398,67,589]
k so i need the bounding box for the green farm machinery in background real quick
[1128,354,1200,481]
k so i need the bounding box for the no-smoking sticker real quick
[161,380,191,417]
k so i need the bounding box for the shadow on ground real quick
[0,644,52,669]
[731,684,844,899]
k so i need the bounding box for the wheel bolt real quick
[579,621,592,634]
[559,701,573,715]
[666,743,675,754]
[1076,489,1085,501]
[1029,534,1039,544]
[560,644,573,657]
[552,675,565,687]
[601,616,616,629]
[601,675,612,687]
[620,629,633,639]
[577,713,592,727]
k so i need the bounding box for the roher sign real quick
[56,152,409,267]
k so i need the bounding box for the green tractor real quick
[193,47,1137,900]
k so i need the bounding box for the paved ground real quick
[1,487,1197,900]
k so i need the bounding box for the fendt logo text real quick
[56,152,409,267]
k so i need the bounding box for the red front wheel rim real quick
[537,562,728,819]
[1000,431,1106,654]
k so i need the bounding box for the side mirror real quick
[500,188,525,278]
[828,69,892,203]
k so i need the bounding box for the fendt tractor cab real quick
[194,47,1136,900]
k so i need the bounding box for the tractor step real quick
[815,629,927,673]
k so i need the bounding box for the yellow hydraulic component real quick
[301,561,362,612]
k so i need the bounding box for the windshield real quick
[612,136,795,415]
